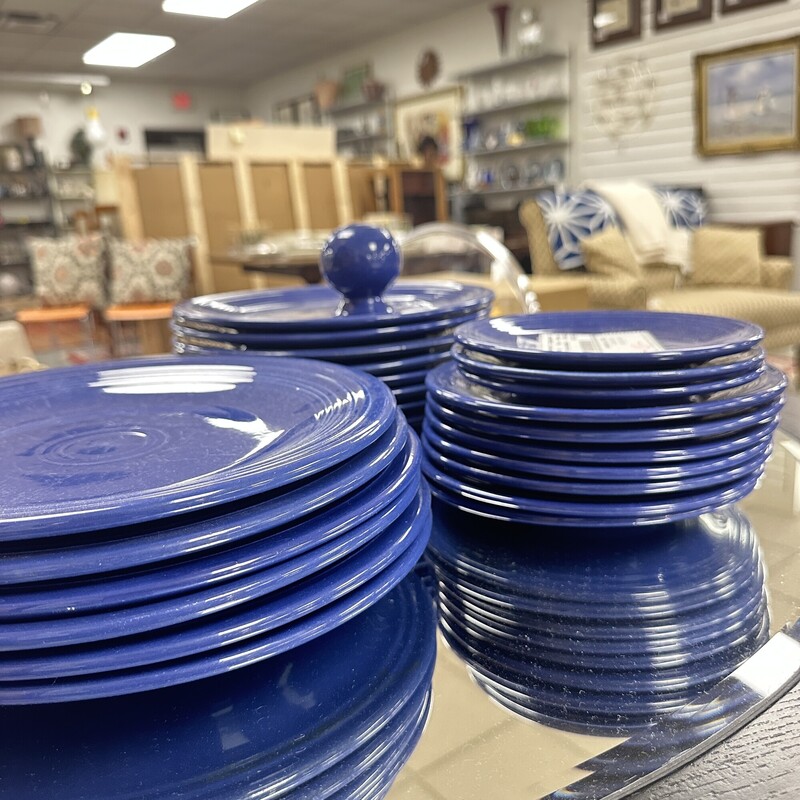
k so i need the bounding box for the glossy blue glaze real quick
[428,502,769,729]
[427,362,787,424]
[422,408,778,466]
[0,355,396,539]
[0,485,430,659]
[0,419,413,585]
[455,311,763,366]
[2,448,420,618]
[0,573,437,796]
[426,394,783,444]
[0,495,431,703]
[453,344,766,387]
[174,282,493,331]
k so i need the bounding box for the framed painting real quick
[695,36,800,156]
[721,0,787,13]
[395,87,463,181]
[340,63,371,105]
[591,0,642,48]
[654,0,712,30]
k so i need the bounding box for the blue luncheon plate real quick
[0,573,436,794]
[0,485,430,656]
[421,437,769,497]
[0,356,396,540]
[458,365,765,406]
[426,473,761,526]
[427,362,786,424]
[0,419,414,586]
[0,499,431,703]
[174,283,493,331]
[455,312,763,367]
[173,305,487,346]
[357,351,451,376]
[452,345,766,387]
[422,410,777,466]
[425,394,782,444]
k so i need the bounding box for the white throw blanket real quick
[584,180,691,272]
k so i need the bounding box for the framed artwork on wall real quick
[720,0,787,13]
[591,0,642,48]
[654,0,712,30]
[695,36,800,156]
[395,87,463,181]
[340,63,372,105]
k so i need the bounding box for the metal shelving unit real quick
[328,98,396,159]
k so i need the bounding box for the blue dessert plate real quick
[455,312,763,367]
[0,356,395,540]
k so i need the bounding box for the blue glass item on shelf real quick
[453,344,766,386]
[455,311,764,367]
[426,362,786,423]
[320,223,400,315]
[0,356,397,540]
[0,419,414,586]
[427,502,769,731]
[0,574,437,797]
[0,485,430,659]
[0,498,431,704]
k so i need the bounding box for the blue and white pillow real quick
[535,190,619,271]
[654,187,708,230]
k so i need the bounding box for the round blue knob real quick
[320,224,401,316]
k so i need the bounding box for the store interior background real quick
[0,0,798,274]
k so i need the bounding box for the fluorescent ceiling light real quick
[83,33,176,68]
[162,0,260,18]
[0,72,111,87]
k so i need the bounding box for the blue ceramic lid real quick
[0,355,396,539]
[455,311,763,366]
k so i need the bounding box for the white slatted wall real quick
[575,0,800,242]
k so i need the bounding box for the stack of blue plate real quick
[0,354,430,704]
[2,573,436,799]
[429,502,769,732]
[172,225,493,430]
[422,311,785,526]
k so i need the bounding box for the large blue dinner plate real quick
[452,345,766,387]
[0,419,414,586]
[455,312,763,367]
[0,573,436,794]
[426,394,782,444]
[459,364,766,406]
[0,501,431,703]
[0,485,430,656]
[422,437,770,497]
[173,305,488,346]
[172,328,456,360]
[423,420,773,480]
[3,462,420,619]
[174,283,493,331]
[0,356,396,539]
[356,351,451,376]
[427,362,786,424]
[422,411,777,468]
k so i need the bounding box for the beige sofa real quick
[519,200,800,349]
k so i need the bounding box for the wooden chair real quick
[15,303,101,364]
[103,301,175,357]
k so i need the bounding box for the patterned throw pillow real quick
[689,226,761,287]
[581,227,642,279]
[653,187,708,230]
[27,234,106,307]
[535,191,619,271]
[109,239,191,305]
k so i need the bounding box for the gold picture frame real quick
[395,87,463,181]
[695,36,800,157]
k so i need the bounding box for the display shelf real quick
[451,182,556,198]
[328,98,388,116]
[463,95,569,119]
[466,139,569,158]
[455,51,568,82]
[337,130,389,145]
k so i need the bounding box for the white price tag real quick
[526,330,665,354]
